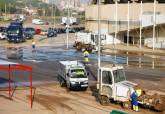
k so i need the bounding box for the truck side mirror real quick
[87,72,89,76]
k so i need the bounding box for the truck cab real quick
[66,66,88,89]
[97,65,136,105]
[74,32,106,52]
[59,61,89,90]
[7,21,25,43]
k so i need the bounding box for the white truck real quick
[74,32,121,52]
[58,61,89,90]
[97,64,165,111]
[61,17,77,25]
[74,32,105,52]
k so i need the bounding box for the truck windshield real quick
[7,28,20,34]
[113,69,126,83]
[70,69,87,78]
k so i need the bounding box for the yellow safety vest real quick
[83,51,89,57]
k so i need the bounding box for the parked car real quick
[32,19,45,25]
[0,32,7,40]
[0,27,7,40]
[23,28,35,39]
[65,28,76,33]
[35,28,41,35]
[24,28,35,35]
[47,29,57,37]
[57,28,66,34]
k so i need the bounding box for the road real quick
[0,57,165,93]
[0,38,165,114]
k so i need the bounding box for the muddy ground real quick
[0,32,165,114]
[0,84,164,114]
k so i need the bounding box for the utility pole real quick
[54,5,56,28]
[153,0,156,51]
[98,0,101,92]
[114,1,118,48]
[5,4,7,19]
[127,1,130,47]
[66,0,70,49]
[139,0,142,49]
[52,3,54,27]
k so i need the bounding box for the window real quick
[102,71,112,84]
[91,34,95,42]
[70,69,87,78]
[113,69,126,83]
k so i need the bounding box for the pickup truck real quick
[58,61,89,90]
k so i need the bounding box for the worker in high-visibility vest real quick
[131,89,142,112]
[83,49,89,63]
[32,40,36,51]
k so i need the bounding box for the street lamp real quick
[66,0,70,49]
[98,0,101,92]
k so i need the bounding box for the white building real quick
[58,0,87,12]
[85,2,165,49]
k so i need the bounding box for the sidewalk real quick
[102,44,165,55]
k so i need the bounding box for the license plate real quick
[81,85,88,87]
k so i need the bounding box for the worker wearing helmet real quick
[83,49,89,63]
[131,88,142,112]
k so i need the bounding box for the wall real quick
[85,3,165,44]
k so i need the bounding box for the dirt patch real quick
[34,94,74,113]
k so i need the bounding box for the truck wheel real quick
[76,44,82,51]
[60,80,65,87]
[122,101,131,109]
[67,83,71,90]
[82,87,87,91]
[100,95,110,106]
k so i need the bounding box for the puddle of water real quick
[0,46,165,69]
[0,46,126,63]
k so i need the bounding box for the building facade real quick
[85,2,165,48]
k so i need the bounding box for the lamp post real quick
[98,0,101,93]
[139,0,142,49]
[114,0,118,48]
[66,0,70,49]
[127,1,130,47]
[153,0,156,51]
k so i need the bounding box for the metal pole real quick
[54,6,56,28]
[139,1,142,49]
[5,4,7,19]
[126,52,129,66]
[153,0,156,51]
[127,1,130,47]
[98,0,101,90]
[66,0,70,49]
[30,69,33,108]
[8,65,11,99]
[152,55,155,69]
[51,4,54,29]
[114,1,118,48]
